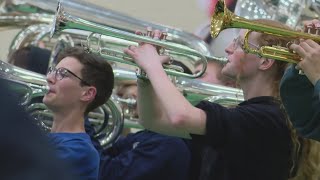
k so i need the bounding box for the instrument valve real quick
[160,32,168,41]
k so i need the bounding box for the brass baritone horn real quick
[51,2,207,79]
[211,0,320,63]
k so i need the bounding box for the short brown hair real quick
[57,47,114,115]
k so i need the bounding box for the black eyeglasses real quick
[47,67,91,86]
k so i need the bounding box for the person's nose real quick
[46,72,56,84]
[225,43,234,55]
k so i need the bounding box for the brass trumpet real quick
[211,0,320,63]
[51,2,208,78]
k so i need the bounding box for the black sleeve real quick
[192,100,287,148]
[280,65,320,140]
[298,80,320,140]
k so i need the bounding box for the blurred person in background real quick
[95,62,192,180]
[0,78,74,180]
[8,45,51,75]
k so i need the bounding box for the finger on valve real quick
[160,32,168,40]
[135,30,145,46]
[152,30,162,40]
[135,30,144,36]
[146,27,153,37]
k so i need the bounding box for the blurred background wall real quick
[0,0,208,61]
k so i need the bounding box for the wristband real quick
[136,68,149,82]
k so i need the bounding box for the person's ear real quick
[81,87,97,102]
[259,58,275,70]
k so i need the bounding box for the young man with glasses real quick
[44,47,114,180]
[124,19,298,179]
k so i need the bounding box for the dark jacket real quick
[280,65,320,140]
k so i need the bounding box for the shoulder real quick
[49,133,99,160]
[49,133,91,145]
[314,80,320,95]
[134,131,190,154]
[200,98,287,128]
[239,97,286,123]
[280,65,313,91]
[196,100,225,113]
[280,65,299,82]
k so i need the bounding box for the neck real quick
[239,73,276,100]
[51,108,86,133]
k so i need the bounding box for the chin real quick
[221,67,229,76]
[42,99,57,112]
[42,95,52,105]
[42,99,49,107]
[222,69,235,80]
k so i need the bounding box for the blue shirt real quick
[280,65,320,140]
[48,133,100,180]
[98,130,190,180]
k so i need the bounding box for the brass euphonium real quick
[0,60,124,147]
[23,0,216,58]
[6,0,228,67]
[211,0,320,63]
[50,2,208,79]
[112,67,243,108]
[104,70,244,131]
[175,77,243,107]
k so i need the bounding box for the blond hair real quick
[252,20,320,179]
[251,19,291,98]
[289,139,320,180]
